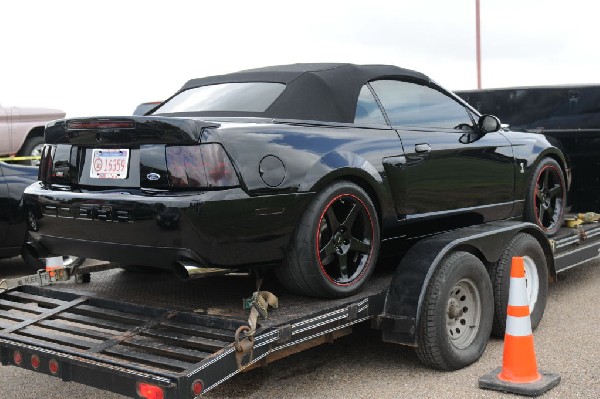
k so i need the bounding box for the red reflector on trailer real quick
[136,382,165,399]
[49,359,59,375]
[13,351,23,366]
[191,379,203,396]
[31,354,40,370]
[67,120,135,130]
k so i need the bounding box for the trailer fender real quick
[378,221,553,346]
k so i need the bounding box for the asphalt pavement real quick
[0,255,598,398]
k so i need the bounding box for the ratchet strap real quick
[565,212,600,228]
[234,276,278,368]
[0,267,71,294]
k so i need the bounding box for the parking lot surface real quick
[0,256,598,398]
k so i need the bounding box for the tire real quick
[416,251,494,370]
[489,233,548,338]
[20,136,45,166]
[275,181,380,298]
[524,157,566,236]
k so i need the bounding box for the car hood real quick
[14,106,66,121]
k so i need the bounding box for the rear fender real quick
[378,221,553,346]
[299,151,396,227]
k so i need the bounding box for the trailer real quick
[4,83,600,398]
[1,218,600,398]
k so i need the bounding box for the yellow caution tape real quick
[0,156,41,162]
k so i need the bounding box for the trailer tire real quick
[416,251,493,370]
[276,181,379,298]
[489,233,548,337]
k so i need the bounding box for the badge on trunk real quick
[147,173,161,181]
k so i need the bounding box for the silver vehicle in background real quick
[0,104,65,163]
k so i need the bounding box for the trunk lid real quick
[45,116,219,145]
[41,117,231,190]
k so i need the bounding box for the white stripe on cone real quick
[505,314,533,337]
[45,256,63,268]
[508,278,528,306]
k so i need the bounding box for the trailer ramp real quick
[0,272,390,398]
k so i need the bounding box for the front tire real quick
[524,158,566,235]
[416,251,493,370]
[276,181,380,298]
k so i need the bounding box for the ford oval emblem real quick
[147,172,161,181]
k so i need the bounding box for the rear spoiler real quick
[44,116,220,145]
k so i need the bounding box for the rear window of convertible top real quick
[153,82,286,114]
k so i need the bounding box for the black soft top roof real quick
[177,63,430,123]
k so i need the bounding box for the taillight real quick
[39,145,55,183]
[13,350,23,366]
[136,382,165,399]
[191,379,203,396]
[31,354,41,370]
[48,358,59,375]
[66,120,135,130]
[166,144,238,188]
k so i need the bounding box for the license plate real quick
[90,149,130,179]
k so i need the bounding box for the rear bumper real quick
[24,183,313,275]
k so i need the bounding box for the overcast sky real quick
[2,0,599,117]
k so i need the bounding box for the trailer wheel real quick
[489,233,548,337]
[276,181,379,298]
[524,157,566,236]
[416,251,493,370]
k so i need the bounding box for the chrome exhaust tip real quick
[176,259,235,279]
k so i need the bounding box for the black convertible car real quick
[24,64,568,297]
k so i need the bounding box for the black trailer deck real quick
[1,220,600,398]
[0,266,392,398]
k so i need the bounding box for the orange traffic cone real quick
[499,256,540,383]
[479,256,560,396]
[45,256,64,277]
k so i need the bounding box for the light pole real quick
[476,0,482,89]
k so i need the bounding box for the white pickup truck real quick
[0,104,65,163]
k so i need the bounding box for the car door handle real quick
[415,143,431,153]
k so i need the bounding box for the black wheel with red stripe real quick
[276,181,380,298]
[524,158,566,236]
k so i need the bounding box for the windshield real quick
[152,82,286,114]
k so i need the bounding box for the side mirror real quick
[478,114,501,133]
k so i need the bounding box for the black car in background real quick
[24,64,568,297]
[0,162,38,266]
[0,162,82,271]
[457,85,600,211]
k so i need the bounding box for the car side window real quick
[370,80,473,129]
[354,85,387,125]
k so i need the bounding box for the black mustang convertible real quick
[24,64,568,297]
